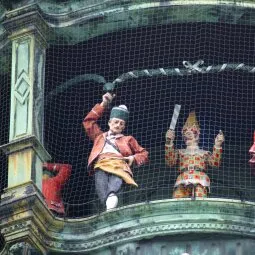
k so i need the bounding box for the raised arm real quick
[165,129,178,167]
[208,131,224,167]
[83,93,115,141]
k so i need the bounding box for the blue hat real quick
[110,105,129,122]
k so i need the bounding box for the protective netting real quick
[43,22,255,218]
[0,44,10,252]
[0,44,11,198]
[0,5,254,222]
[0,4,254,255]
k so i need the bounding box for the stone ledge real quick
[1,192,255,253]
[48,198,255,252]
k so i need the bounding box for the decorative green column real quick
[0,4,51,254]
[0,4,51,194]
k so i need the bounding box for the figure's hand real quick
[215,130,224,147]
[100,92,115,108]
[124,156,135,166]
[166,129,175,145]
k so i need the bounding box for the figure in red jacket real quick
[83,93,148,210]
[42,163,72,216]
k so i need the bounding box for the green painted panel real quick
[14,98,29,137]
[17,40,29,77]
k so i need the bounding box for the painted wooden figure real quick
[165,111,224,198]
[42,163,72,215]
[83,93,148,210]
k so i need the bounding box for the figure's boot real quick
[106,193,118,210]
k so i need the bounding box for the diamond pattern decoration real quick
[16,79,29,96]
[14,75,30,104]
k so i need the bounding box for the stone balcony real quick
[1,183,255,254]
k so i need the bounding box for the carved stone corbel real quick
[8,241,41,255]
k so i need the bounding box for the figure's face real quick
[108,118,126,134]
[183,129,199,146]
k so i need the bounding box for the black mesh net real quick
[0,1,255,253]
[0,1,253,224]
[43,23,255,217]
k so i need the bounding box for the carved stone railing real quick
[1,187,255,254]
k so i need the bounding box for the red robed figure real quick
[42,163,72,215]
